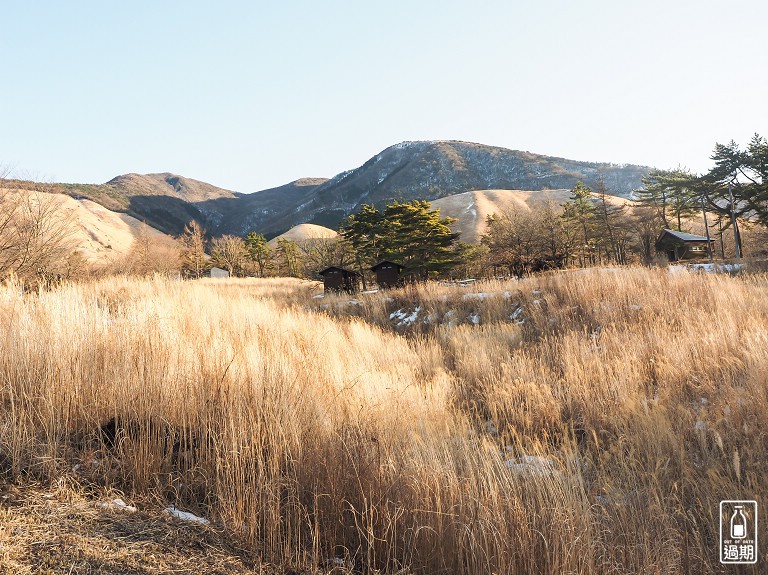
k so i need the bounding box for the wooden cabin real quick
[369,260,405,288]
[656,229,714,261]
[318,266,361,294]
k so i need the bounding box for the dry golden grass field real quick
[0,269,766,574]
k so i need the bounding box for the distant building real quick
[369,260,405,289]
[318,266,361,294]
[656,229,714,261]
[208,267,230,278]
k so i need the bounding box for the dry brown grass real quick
[1,270,766,573]
[0,480,262,575]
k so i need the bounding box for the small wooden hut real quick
[369,260,405,288]
[655,229,714,261]
[318,266,361,294]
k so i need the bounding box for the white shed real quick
[209,267,230,278]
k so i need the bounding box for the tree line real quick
[3,134,765,286]
[484,134,768,274]
[176,200,469,282]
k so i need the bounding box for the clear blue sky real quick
[2,1,766,192]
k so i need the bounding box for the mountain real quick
[209,178,328,238]
[21,140,651,239]
[253,140,649,235]
[89,173,239,236]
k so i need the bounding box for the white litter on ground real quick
[311,294,324,299]
[669,263,745,274]
[389,307,421,326]
[462,292,496,301]
[468,312,481,325]
[96,498,137,513]
[164,506,209,525]
[504,455,561,477]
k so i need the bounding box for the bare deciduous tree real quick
[296,236,352,277]
[121,222,180,276]
[178,221,209,278]
[0,185,77,284]
[210,235,248,276]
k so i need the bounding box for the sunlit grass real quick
[1,269,766,573]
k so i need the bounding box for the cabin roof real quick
[658,229,713,242]
[318,266,360,276]
[369,260,405,271]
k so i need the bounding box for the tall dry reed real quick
[0,270,765,573]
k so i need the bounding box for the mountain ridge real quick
[261,140,650,234]
[6,140,652,238]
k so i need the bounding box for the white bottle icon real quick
[731,505,747,539]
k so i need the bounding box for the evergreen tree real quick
[339,204,386,284]
[340,200,460,280]
[381,200,459,279]
[635,168,699,232]
[244,231,272,277]
[561,182,598,266]
[700,134,768,254]
[275,238,303,277]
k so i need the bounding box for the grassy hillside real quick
[0,185,173,267]
[0,270,766,574]
[266,223,338,247]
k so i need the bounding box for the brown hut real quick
[369,260,405,289]
[655,229,714,261]
[318,266,361,294]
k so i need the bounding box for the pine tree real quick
[340,200,460,281]
[701,134,768,253]
[339,204,386,284]
[561,182,598,266]
[275,238,303,278]
[382,200,459,279]
[244,231,272,277]
[636,169,699,231]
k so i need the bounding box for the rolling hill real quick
[432,188,633,243]
[267,223,338,247]
[4,140,651,240]
[0,186,172,265]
